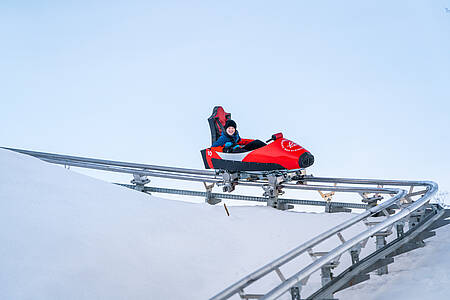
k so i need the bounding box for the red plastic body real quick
[203,137,310,170]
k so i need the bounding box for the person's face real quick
[226,126,236,135]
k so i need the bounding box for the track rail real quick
[211,179,440,300]
[3,147,446,300]
[1,147,215,176]
[306,203,448,299]
[1,146,399,202]
[116,184,369,210]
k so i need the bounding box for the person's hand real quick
[224,142,233,148]
[232,145,241,150]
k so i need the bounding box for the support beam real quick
[428,219,450,231]
[334,274,370,292]
[361,257,394,274]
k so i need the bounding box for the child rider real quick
[211,119,266,153]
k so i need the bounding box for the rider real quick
[211,119,266,152]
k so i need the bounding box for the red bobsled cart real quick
[201,106,314,172]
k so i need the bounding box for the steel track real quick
[2,147,446,300]
[211,180,441,300]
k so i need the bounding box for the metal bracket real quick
[375,235,388,275]
[221,172,239,193]
[318,184,336,202]
[321,265,334,288]
[290,276,310,300]
[318,184,335,213]
[409,208,426,228]
[203,182,221,205]
[290,286,301,300]
[131,173,150,192]
[318,183,351,213]
[275,268,286,282]
[291,169,307,183]
[263,175,292,210]
[360,193,383,208]
[318,259,340,299]
[395,219,406,237]
[238,289,263,300]
[349,241,365,264]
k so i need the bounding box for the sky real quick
[1,0,449,195]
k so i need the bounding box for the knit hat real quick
[224,119,237,130]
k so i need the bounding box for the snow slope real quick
[337,221,450,299]
[0,149,361,299]
[1,148,449,300]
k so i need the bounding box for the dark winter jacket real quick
[211,130,241,147]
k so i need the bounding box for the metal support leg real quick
[319,184,335,213]
[409,208,425,228]
[203,182,221,205]
[263,175,292,210]
[222,172,238,193]
[350,250,360,264]
[360,193,383,208]
[131,174,150,192]
[396,222,405,238]
[318,184,351,213]
[290,285,301,300]
[319,265,336,299]
[321,265,333,286]
[262,184,278,208]
[375,235,388,275]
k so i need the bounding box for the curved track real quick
[3,147,447,300]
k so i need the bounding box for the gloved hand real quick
[232,145,241,150]
[224,142,233,148]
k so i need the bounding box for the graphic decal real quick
[281,139,303,152]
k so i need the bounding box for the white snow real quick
[337,223,450,299]
[0,148,449,299]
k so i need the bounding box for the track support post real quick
[375,234,388,275]
[290,286,301,300]
[396,220,405,238]
[131,174,150,192]
[203,182,221,205]
[319,263,338,299]
[290,277,309,300]
[319,184,351,213]
[221,172,238,193]
[321,265,333,286]
[409,208,425,228]
[290,284,302,300]
[263,175,292,210]
[350,245,361,264]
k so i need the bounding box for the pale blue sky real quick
[1,1,449,193]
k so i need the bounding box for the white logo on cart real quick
[207,150,213,156]
[281,139,303,152]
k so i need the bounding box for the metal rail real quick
[116,184,369,210]
[307,204,448,299]
[1,147,216,176]
[262,182,437,299]
[3,147,444,300]
[3,146,396,205]
[211,179,438,300]
[209,187,407,300]
[39,158,223,183]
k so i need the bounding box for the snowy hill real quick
[0,149,358,299]
[0,148,449,299]
[337,221,450,299]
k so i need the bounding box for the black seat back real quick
[208,106,231,145]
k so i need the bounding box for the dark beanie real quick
[225,119,237,130]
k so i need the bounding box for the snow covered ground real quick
[1,148,449,299]
[337,222,450,299]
